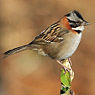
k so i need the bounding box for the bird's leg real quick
[57,60,71,74]
[68,58,72,66]
[57,60,64,67]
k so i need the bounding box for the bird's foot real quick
[62,66,71,74]
[57,60,71,74]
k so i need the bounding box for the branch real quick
[60,59,74,95]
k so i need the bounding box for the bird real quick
[3,10,89,70]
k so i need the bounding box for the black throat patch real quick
[75,30,81,34]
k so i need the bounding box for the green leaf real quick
[60,68,71,88]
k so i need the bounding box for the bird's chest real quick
[57,32,82,60]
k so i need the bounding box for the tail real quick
[3,45,30,58]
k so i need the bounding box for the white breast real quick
[57,32,82,60]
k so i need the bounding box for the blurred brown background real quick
[0,0,95,95]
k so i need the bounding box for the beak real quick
[82,20,90,26]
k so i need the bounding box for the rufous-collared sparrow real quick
[3,10,89,69]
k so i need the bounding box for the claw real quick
[63,66,71,74]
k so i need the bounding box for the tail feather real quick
[3,45,29,58]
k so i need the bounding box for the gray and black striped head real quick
[65,10,89,33]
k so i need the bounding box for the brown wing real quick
[29,21,69,45]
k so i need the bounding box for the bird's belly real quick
[57,33,82,60]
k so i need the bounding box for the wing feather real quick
[30,21,69,45]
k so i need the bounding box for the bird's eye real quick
[70,21,81,28]
[75,21,81,26]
